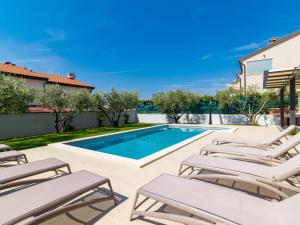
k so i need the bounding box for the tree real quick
[60,89,93,132]
[0,74,34,114]
[215,87,240,114]
[215,86,277,125]
[122,91,139,124]
[92,89,138,127]
[38,85,92,133]
[152,90,198,123]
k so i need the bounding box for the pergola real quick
[263,67,300,127]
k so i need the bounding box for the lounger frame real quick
[0,153,28,165]
[23,179,117,225]
[0,161,71,191]
[178,161,300,193]
[212,125,296,148]
[130,174,288,225]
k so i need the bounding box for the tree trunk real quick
[112,121,119,127]
[115,111,123,126]
[247,114,256,125]
[54,113,60,133]
[173,117,178,123]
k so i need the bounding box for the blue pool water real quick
[66,125,212,160]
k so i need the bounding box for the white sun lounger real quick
[0,144,11,151]
[0,170,116,225]
[0,150,28,165]
[212,125,296,148]
[131,173,299,225]
[179,153,300,192]
[200,131,300,163]
[0,158,71,191]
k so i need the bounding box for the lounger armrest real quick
[183,174,289,199]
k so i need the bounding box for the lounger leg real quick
[23,155,28,163]
[66,165,72,174]
[130,193,139,221]
[16,157,20,165]
[178,164,183,175]
[107,180,117,205]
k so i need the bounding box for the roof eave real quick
[46,81,94,90]
[239,29,300,62]
[2,72,49,81]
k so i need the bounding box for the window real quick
[247,59,272,75]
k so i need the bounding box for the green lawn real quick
[0,123,152,150]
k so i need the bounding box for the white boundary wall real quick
[0,111,137,140]
[0,112,278,140]
[137,113,279,126]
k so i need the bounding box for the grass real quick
[0,123,152,150]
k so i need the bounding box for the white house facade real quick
[232,30,300,91]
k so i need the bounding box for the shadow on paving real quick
[132,203,191,225]
[42,188,127,225]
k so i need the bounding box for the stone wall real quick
[0,110,137,140]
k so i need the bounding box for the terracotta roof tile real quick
[0,63,94,89]
[28,106,52,112]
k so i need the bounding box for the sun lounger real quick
[200,131,300,163]
[131,173,299,225]
[212,125,296,148]
[0,158,71,191]
[0,170,116,225]
[179,153,300,192]
[0,144,11,151]
[0,150,28,165]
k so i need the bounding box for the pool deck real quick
[19,125,281,225]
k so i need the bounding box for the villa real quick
[1,2,300,224]
[230,29,300,92]
[0,62,94,92]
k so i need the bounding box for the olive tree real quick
[0,74,34,114]
[92,88,138,127]
[38,85,93,133]
[215,86,277,125]
[152,90,198,123]
[121,91,139,124]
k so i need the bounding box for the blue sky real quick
[0,0,299,98]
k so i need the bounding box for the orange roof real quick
[0,63,94,89]
[28,106,53,112]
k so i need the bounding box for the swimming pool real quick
[50,125,234,167]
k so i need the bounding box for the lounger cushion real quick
[213,136,268,145]
[0,170,109,225]
[0,150,25,161]
[182,155,274,179]
[213,125,295,146]
[139,174,278,225]
[202,145,270,157]
[0,158,68,184]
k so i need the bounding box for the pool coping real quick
[49,124,235,168]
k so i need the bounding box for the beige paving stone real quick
[19,125,281,225]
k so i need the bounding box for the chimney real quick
[269,37,279,43]
[4,62,16,66]
[67,72,76,80]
